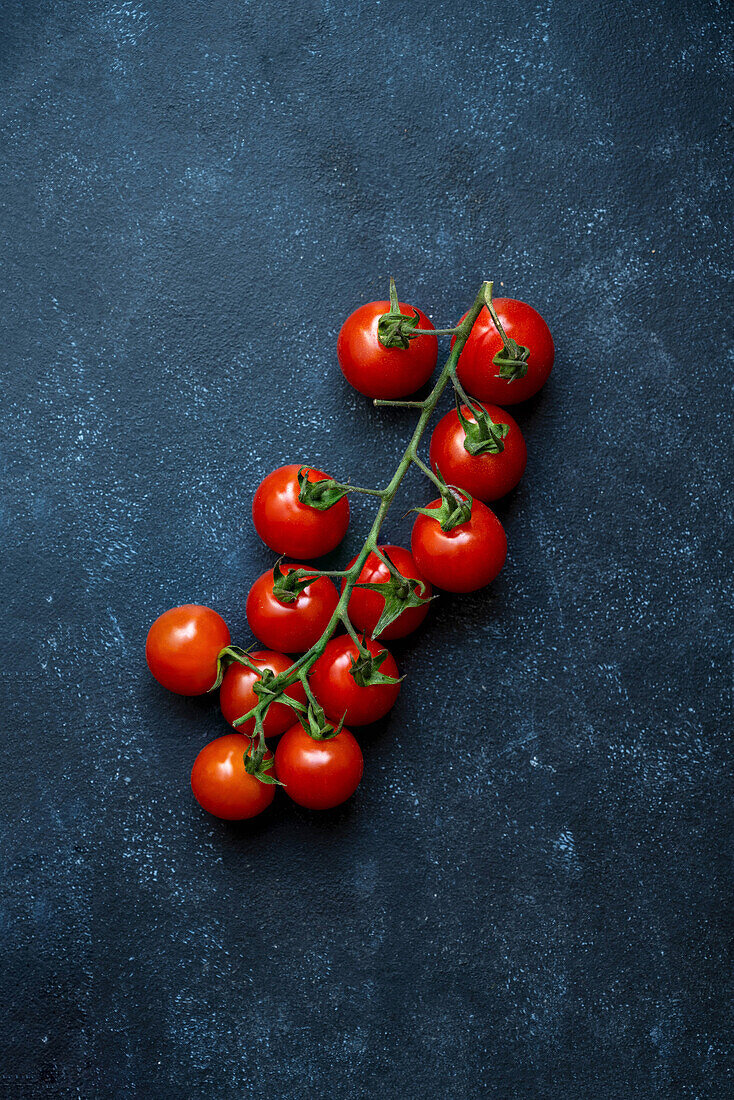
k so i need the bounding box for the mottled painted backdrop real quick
[1,1,731,1097]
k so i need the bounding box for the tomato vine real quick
[146,277,553,816]
[218,280,515,776]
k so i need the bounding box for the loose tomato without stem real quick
[252,464,350,559]
[275,723,363,810]
[191,734,275,820]
[411,497,507,593]
[247,564,339,653]
[343,545,432,640]
[454,299,554,405]
[146,604,230,695]
[337,299,437,399]
[429,403,527,502]
[219,650,307,738]
[309,635,401,726]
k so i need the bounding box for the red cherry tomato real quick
[342,545,432,640]
[252,464,350,559]
[309,635,400,726]
[246,564,339,653]
[411,497,507,592]
[454,299,554,405]
[429,403,527,502]
[146,604,230,695]
[275,722,363,810]
[219,650,306,738]
[191,734,275,820]
[337,299,437,399]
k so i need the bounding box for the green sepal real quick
[456,394,510,456]
[271,559,320,604]
[377,306,422,350]
[376,276,424,350]
[297,467,348,511]
[413,492,472,531]
[412,468,473,532]
[208,644,258,692]
[482,280,530,382]
[348,645,403,689]
[355,580,434,638]
[299,700,345,741]
[354,552,434,638]
[243,746,284,786]
[493,344,530,381]
[251,667,278,704]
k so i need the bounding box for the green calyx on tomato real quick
[455,395,510,456]
[348,643,403,689]
[209,644,259,692]
[353,550,433,638]
[297,466,349,511]
[413,470,474,533]
[376,276,423,350]
[242,738,282,785]
[301,699,345,741]
[493,345,530,381]
[270,559,321,605]
[483,282,530,381]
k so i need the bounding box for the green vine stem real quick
[232,280,492,758]
[373,398,426,408]
[410,452,446,494]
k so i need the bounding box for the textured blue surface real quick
[1,1,732,1097]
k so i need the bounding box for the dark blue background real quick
[1,1,731,1096]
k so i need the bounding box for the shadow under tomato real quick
[504,380,550,421]
[488,478,526,528]
[216,807,281,842]
[289,796,360,829]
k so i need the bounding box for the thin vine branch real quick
[373,398,426,408]
[410,452,445,494]
[232,281,491,753]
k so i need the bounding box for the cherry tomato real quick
[342,545,432,640]
[454,299,554,405]
[309,635,400,726]
[429,403,527,502]
[246,564,339,653]
[191,734,275,820]
[252,464,350,559]
[337,299,437,399]
[146,604,230,695]
[411,497,507,592]
[275,722,363,810]
[219,650,306,738]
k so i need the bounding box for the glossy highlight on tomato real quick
[429,403,527,502]
[411,497,507,593]
[454,299,554,405]
[146,604,230,695]
[275,722,363,810]
[309,635,400,726]
[337,299,437,399]
[252,464,350,559]
[343,545,432,639]
[247,564,339,653]
[219,650,306,737]
[191,734,275,820]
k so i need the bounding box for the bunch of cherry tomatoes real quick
[146,285,553,821]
